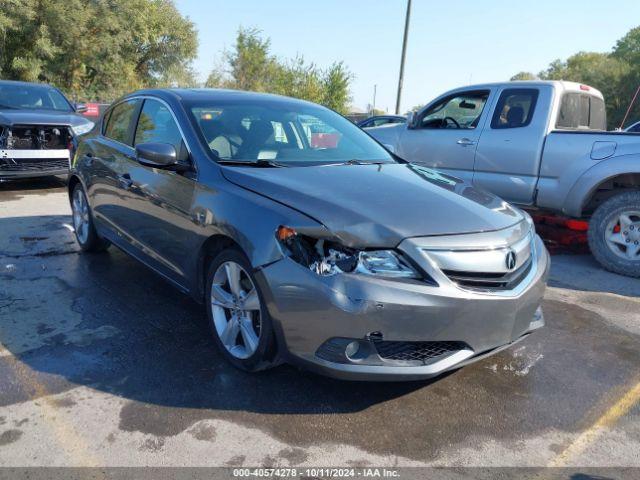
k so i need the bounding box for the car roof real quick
[0,79,59,90]
[445,80,604,100]
[124,88,323,107]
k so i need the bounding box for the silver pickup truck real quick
[368,81,640,277]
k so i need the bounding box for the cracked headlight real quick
[276,226,420,279]
[72,121,94,136]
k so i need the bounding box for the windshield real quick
[188,98,394,166]
[0,83,73,112]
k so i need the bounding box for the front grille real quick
[443,256,533,290]
[375,340,468,364]
[0,158,69,172]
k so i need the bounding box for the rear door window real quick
[491,88,539,129]
[103,99,140,145]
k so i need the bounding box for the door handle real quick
[118,173,134,190]
[456,138,476,146]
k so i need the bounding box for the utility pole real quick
[372,84,377,116]
[395,0,412,114]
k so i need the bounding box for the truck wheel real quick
[588,191,640,277]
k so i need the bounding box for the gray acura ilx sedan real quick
[69,88,549,380]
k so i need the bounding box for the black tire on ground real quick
[588,190,640,278]
[70,183,111,253]
[205,247,278,372]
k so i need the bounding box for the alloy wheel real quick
[605,210,640,261]
[210,261,262,359]
[72,188,90,244]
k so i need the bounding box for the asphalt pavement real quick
[0,178,639,468]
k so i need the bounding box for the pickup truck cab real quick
[368,81,640,277]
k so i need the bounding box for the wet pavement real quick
[0,178,639,467]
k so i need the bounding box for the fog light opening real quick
[344,341,361,359]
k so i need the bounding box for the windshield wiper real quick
[334,159,390,166]
[0,104,20,110]
[217,159,287,168]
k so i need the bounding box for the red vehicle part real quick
[531,214,589,254]
[311,133,340,149]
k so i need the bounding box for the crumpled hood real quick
[222,163,523,248]
[0,109,90,127]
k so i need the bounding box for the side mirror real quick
[136,142,179,169]
[74,103,88,114]
[406,111,415,129]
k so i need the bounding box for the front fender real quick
[563,154,640,217]
[191,181,327,270]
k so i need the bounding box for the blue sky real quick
[175,0,640,113]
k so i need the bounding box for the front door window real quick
[419,91,490,130]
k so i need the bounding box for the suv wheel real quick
[588,191,640,277]
[71,184,110,252]
[205,248,277,371]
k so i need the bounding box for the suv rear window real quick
[556,92,606,130]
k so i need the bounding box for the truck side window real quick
[490,88,539,129]
[418,91,489,130]
[556,93,607,130]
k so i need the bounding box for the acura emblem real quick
[505,250,517,270]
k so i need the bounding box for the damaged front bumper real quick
[0,149,71,179]
[255,234,550,381]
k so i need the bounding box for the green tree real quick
[206,27,353,113]
[539,52,630,128]
[510,71,537,81]
[321,62,352,114]
[612,27,640,128]
[225,27,277,91]
[0,0,198,100]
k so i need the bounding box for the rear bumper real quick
[255,235,549,381]
[0,149,70,179]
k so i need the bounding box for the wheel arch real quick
[196,232,286,362]
[67,174,82,200]
[562,156,640,218]
[196,233,244,303]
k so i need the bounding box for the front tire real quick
[588,191,640,277]
[71,184,110,253]
[205,248,277,372]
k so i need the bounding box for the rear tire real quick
[205,248,278,372]
[71,184,110,253]
[588,191,640,278]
